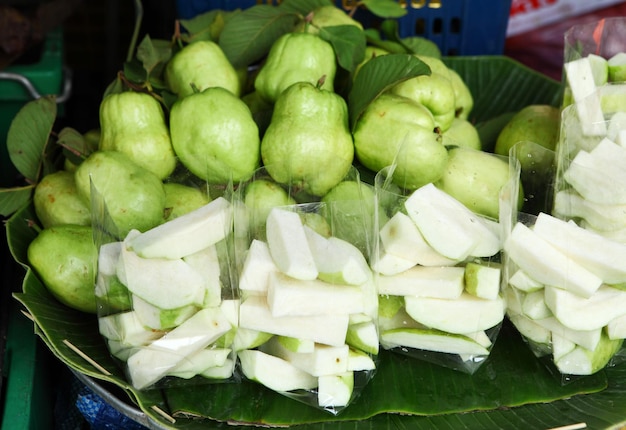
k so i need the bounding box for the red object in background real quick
[504,2,626,82]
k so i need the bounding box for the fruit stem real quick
[316,75,327,89]
[26,218,42,234]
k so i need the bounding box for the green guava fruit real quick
[254,32,336,104]
[74,150,166,237]
[163,182,211,222]
[435,146,523,219]
[243,178,296,240]
[441,117,482,150]
[34,170,91,228]
[494,104,560,161]
[296,4,363,34]
[27,224,98,314]
[447,68,474,120]
[353,93,448,190]
[261,81,354,197]
[99,91,177,180]
[165,40,241,98]
[169,86,260,184]
[320,180,381,257]
[389,55,457,132]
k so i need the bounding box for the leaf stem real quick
[127,0,144,63]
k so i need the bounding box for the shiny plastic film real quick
[373,156,508,375]
[503,133,626,382]
[92,169,241,391]
[233,165,379,416]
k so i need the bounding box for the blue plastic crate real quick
[175,0,512,56]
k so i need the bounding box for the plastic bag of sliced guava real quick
[373,152,513,375]
[92,168,241,391]
[503,129,626,382]
[232,165,379,415]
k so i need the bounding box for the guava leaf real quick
[56,127,96,165]
[348,53,431,130]
[135,35,172,81]
[378,19,417,54]
[319,25,366,73]
[443,56,564,124]
[403,36,442,58]
[179,9,232,42]
[278,0,333,15]
[122,59,147,85]
[0,186,35,217]
[362,0,407,18]
[364,29,408,54]
[219,5,301,68]
[6,95,56,183]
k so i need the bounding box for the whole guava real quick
[254,32,336,104]
[441,117,482,150]
[320,180,382,257]
[243,178,296,240]
[353,93,448,190]
[74,150,166,237]
[447,68,474,120]
[99,91,177,180]
[295,5,363,34]
[389,55,457,132]
[165,40,241,98]
[34,170,91,228]
[163,182,211,222]
[495,104,560,159]
[435,146,523,219]
[261,81,354,196]
[170,86,260,184]
[27,224,98,314]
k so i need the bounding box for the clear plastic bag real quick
[503,137,626,383]
[93,171,241,391]
[232,166,378,415]
[373,156,512,375]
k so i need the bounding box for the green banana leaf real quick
[8,56,626,430]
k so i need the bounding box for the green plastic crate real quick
[0,27,70,188]
[0,303,56,429]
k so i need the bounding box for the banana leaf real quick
[6,190,622,429]
[7,56,626,429]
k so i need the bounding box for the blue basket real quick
[175,0,512,56]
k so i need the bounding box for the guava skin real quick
[389,55,458,132]
[495,104,560,157]
[74,150,166,237]
[27,224,98,314]
[165,40,241,98]
[169,86,261,185]
[243,179,296,240]
[435,146,519,219]
[442,118,482,150]
[254,32,336,104]
[34,170,91,228]
[353,93,448,190]
[448,68,474,120]
[295,5,363,34]
[261,81,354,197]
[163,182,211,222]
[321,180,381,257]
[99,91,177,180]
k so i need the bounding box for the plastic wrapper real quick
[502,18,626,381]
[503,135,626,382]
[92,171,241,391]
[373,156,511,375]
[232,166,379,415]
